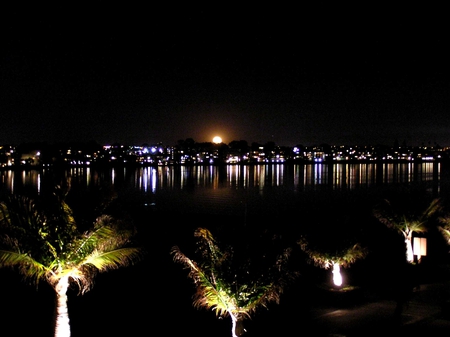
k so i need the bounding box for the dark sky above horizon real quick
[1,5,449,147]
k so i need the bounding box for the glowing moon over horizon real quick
[212,136,222,144]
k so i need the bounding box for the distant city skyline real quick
[2,136,448,170]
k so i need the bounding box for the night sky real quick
[1,5,448,147]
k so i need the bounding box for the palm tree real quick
[0,185,143,337]
[298,236,367,287]
[171,227,294,337]
[373,198,441,263]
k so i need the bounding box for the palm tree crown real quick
[298,234,367,287]
[171,227,294,337]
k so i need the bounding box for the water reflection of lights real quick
[0,161,442,195]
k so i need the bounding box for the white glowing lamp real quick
[413,237,427,262]
[332,262,343,287]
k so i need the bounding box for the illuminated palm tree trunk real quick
[332,262,343,286]
[230,312,238,337]
[54,276,71,337]
[403,230,414,263]
[229,312,246,337]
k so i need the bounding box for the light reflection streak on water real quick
[229,165,247,189]
[10,170,14,194]
[142,167,148,193]
[180,166,186,189]
[258,165,264,191]
[272,164,284,186]
[21,171,26,190]
[227,165,237,188]
[210,166,216,189]
[170,166,175,188]
[37,172,41,194]
[86,167,90,187]
[303,165,307,187]
[314,163,323,186]
[293,164,300,188]
[3,171,12,194]
[348,165,355,187]
[151,168,157,193]
[196,166,202,186]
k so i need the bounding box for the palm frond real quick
[0,248,49,283]
[172,245,233,317]
[192,273,235,317]
[374,198,441,235]
[298,236,367,269]
[437,215,450,245]
[438,226,450,245]
[238,282,282,315]
[422,198,442,219]
[0,196,58,266]
[372,199,396,228]
[194,227,225,266]
[68,216,134,261]
[68,225,113,260]
[60,200,77,232]
[81,247,142,271]
[0,196,46,233]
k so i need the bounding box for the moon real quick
[212,136,222,144]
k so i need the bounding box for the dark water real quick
[0,161,445,193]
[1,162,448,238]
[1,162,450,336]
[1,161,447,217]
